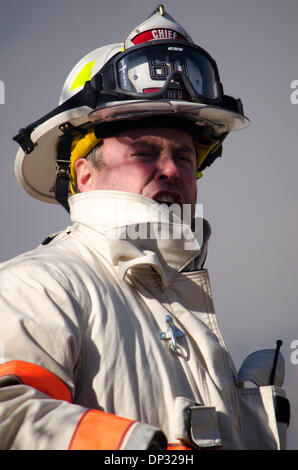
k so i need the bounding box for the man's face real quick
[75,127,198,217]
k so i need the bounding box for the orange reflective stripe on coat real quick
[68,409,136,450]
[0,360,72,403]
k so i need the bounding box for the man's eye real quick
[176,155,193,163]
[178,156,189,161]
[132,152,155,158]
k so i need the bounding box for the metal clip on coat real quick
[159,315,184,352]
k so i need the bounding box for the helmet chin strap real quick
[55,132,74,213]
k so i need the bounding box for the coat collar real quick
[69,191,211,287]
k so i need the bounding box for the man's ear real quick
[75,158,95,192]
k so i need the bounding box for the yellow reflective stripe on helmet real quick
[70,129,102,194]
[70,60,96,91]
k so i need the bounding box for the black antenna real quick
[269,340,283,385]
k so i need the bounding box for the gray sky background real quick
[0,0,297,449]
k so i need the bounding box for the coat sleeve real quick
[0,257,166,450]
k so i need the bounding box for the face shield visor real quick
[93,40,223,104]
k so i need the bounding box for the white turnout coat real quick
[0,191,289,449]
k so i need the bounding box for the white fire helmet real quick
[14,5,250,211]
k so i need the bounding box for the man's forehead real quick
[107,127,196,149]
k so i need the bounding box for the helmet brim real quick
[89,99,250,134]
[15,100,249,204]
[15,106,92,204]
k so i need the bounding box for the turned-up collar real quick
[69,191,211,287]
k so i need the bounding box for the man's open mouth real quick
[153,191,182,207]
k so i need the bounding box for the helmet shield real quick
[95,40,222,104]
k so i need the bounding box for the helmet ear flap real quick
[198,131,229,172]
[199,144,222,171]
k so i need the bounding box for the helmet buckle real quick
[55,159,70,178]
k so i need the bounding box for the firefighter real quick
[0,5,289,449]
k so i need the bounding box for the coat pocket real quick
[236,385,290,449]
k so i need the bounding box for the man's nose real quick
[155,154,180,182]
